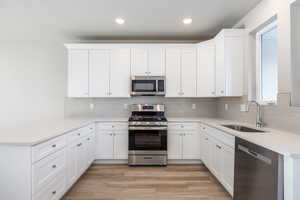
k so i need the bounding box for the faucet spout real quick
[248,101,264,128]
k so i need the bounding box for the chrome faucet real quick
[248,101,264,128]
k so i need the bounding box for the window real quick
[256,22,278,103]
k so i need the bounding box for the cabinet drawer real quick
[33,169,66,200]
[67,124,94,143]
[200,124,235,148]
[97,122,128,131]
[32,135,66,163]
[32,148,66,195]
[168,123,198,131]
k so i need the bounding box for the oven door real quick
[131,79,157,96]
[129,126,167,151]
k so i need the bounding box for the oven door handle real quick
[129,126,168,131]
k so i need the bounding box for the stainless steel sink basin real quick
[222,124,267,133]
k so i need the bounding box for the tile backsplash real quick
[64,97,218,118]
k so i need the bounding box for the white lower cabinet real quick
[168,123,201,160]
[95,122,128,160]
[199,123,235,196]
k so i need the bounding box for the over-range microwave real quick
[131,76,165,96]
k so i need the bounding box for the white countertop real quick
[1,117,300,158]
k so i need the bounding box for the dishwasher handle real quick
[238,144,272,165]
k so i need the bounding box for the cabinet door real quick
[221,145,234,196]
[211,139,223,180]
[165,48,181,97]
[215,35,226,97]
[197,41,216,97]
[110,48,131,97]
[95,132,114,159]
[148,47,165,76]
[68,50,89,97]
[224,37,244,96]
[89,50,110,97]
[66,142,79,187]
[168,131,182,159]
[182,131,201,159]
[85,132,95,167]
[131,48,148,76]
[114,131,128,159]
[201,132,212,168]
[181,48,197,97]
[77,139,87,176]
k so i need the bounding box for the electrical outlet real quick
[192,104,196,110]
[89,103,94,111]
[225,104,229,111]
[240,104,248,112]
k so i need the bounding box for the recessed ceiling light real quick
[115,18,125,25]
[183,17,192,25]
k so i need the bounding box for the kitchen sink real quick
[222,124,267,133]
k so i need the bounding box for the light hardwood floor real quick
[63,164,232,200]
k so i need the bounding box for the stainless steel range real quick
[128,104,167,166]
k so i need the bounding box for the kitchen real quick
[1,0,300,200]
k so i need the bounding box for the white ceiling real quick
[0,0,261,41]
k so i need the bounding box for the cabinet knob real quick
[77,133,81,136]
[220,90,224,94]
[52,144,56,148]
[52,191,56,195]
[212,91,215,95]
[77,143,82,147]
[52,165,57,169]
[216,145,222,149]
[87,138,90,141]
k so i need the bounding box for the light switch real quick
[124,104,128,110]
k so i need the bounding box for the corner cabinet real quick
[66,45,131,98]
[67,50,89,97]
[197,40,216,97]
[165,47,197,97]
[215,29,245,97]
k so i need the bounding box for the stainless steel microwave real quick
[131,76,165,96]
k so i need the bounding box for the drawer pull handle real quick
[77,133,81,136]
[52,191,56,195]
[52,165,57,168]
[52,144,56,148]
[77,143,82,147]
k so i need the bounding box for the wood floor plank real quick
[63,164,232,200]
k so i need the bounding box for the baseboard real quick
[168,159,203,164]
[93,159,203,165]
[93,159,128,164]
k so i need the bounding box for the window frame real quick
[255,21,278,104]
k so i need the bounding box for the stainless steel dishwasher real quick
[234,137,284,200]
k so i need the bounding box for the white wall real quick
[234,0,292,95]
[0,41,66,126]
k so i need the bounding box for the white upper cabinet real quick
[197,40,216,97]
[165,48,181,97]
[165,47,197,97]
[68,50,89,97]
[110,48,131,97]
[131,47,165,76]
[131,48,148,76]
[89,50,111,97]
[181,48,197,97]
[147,47,165,76]
[88,48,131,98]
[215,29,245,97]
